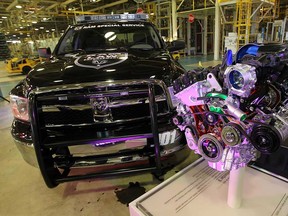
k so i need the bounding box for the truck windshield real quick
[56,22,163,55]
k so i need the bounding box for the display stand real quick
[227,167,245,208]
[130,158,288,216]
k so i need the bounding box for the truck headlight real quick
[10,95,30,122]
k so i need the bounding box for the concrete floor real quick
[0,56,221,216]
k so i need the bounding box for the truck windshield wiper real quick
[113,47,128,52]
[129,44,154,50]
[86,47,128,52]
[60,49,86,56]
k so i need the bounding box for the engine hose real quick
[205,93,247,121]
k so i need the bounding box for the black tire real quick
[22,66,32,75]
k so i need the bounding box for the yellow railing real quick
[219,0,233,3]
[220,0,275,3]
[144,2,156,23]
[235,0,252,47]
[263,0,275,3]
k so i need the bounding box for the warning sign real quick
[188,14,194,23]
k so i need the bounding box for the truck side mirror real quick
[38,47,52,58]
[168,40,186,52]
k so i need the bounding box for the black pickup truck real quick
[10,14,187,188]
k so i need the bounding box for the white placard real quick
[130,159,288,216]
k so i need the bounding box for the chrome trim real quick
[57,145,185,168]
[44,112,170,127]
[42,104,91,112]
[41,96,167,112]
[13,139,38,167]
[71,155,148,168]
[32,79,173,127]
[109,97,166,108]
[14,139,34,148]
[30,79,173,113]
[33,79,167,94]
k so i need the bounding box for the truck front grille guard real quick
[29,80,172,188]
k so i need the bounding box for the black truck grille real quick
[42,109,94,125]
[35,80,171,127]
[111,101,167,120]
[28,80,179,188]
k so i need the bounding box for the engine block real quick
[172,44,288,171]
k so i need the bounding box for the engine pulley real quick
[205,113,218,125]
[221,125,241,146]
[198,133,224,162]
[250,125,280,154]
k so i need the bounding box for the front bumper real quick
[11,80,187,188]
[12,119,186,169]
[14,139,38,167]
[12,120,188,188]
[11,120,38,167]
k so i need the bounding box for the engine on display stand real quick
[172,44,288,172]
[172,44,288,207]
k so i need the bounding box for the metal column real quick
[204,16,208,56]
[187,21,191,56]
[172,0,178,40]
[214,0,221,60]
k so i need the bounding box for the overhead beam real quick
[6,0,18,11]
[42,0,58,3]
[47,3,59,10]
[0,13,10,16]
[177,0,185,11]
[61,10,100,15]
[61,0,78,6]
[88,0,128,12]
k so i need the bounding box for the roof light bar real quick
[76,14,149,23]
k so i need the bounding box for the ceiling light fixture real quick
[16,5,22,9]
[32,21,37,24]
[2,16,7,19]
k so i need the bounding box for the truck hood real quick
[26,50,182,88]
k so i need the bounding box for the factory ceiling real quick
[0,0,143,40]
[0,0,286,41]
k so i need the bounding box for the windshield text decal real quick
[74,23,144,31]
